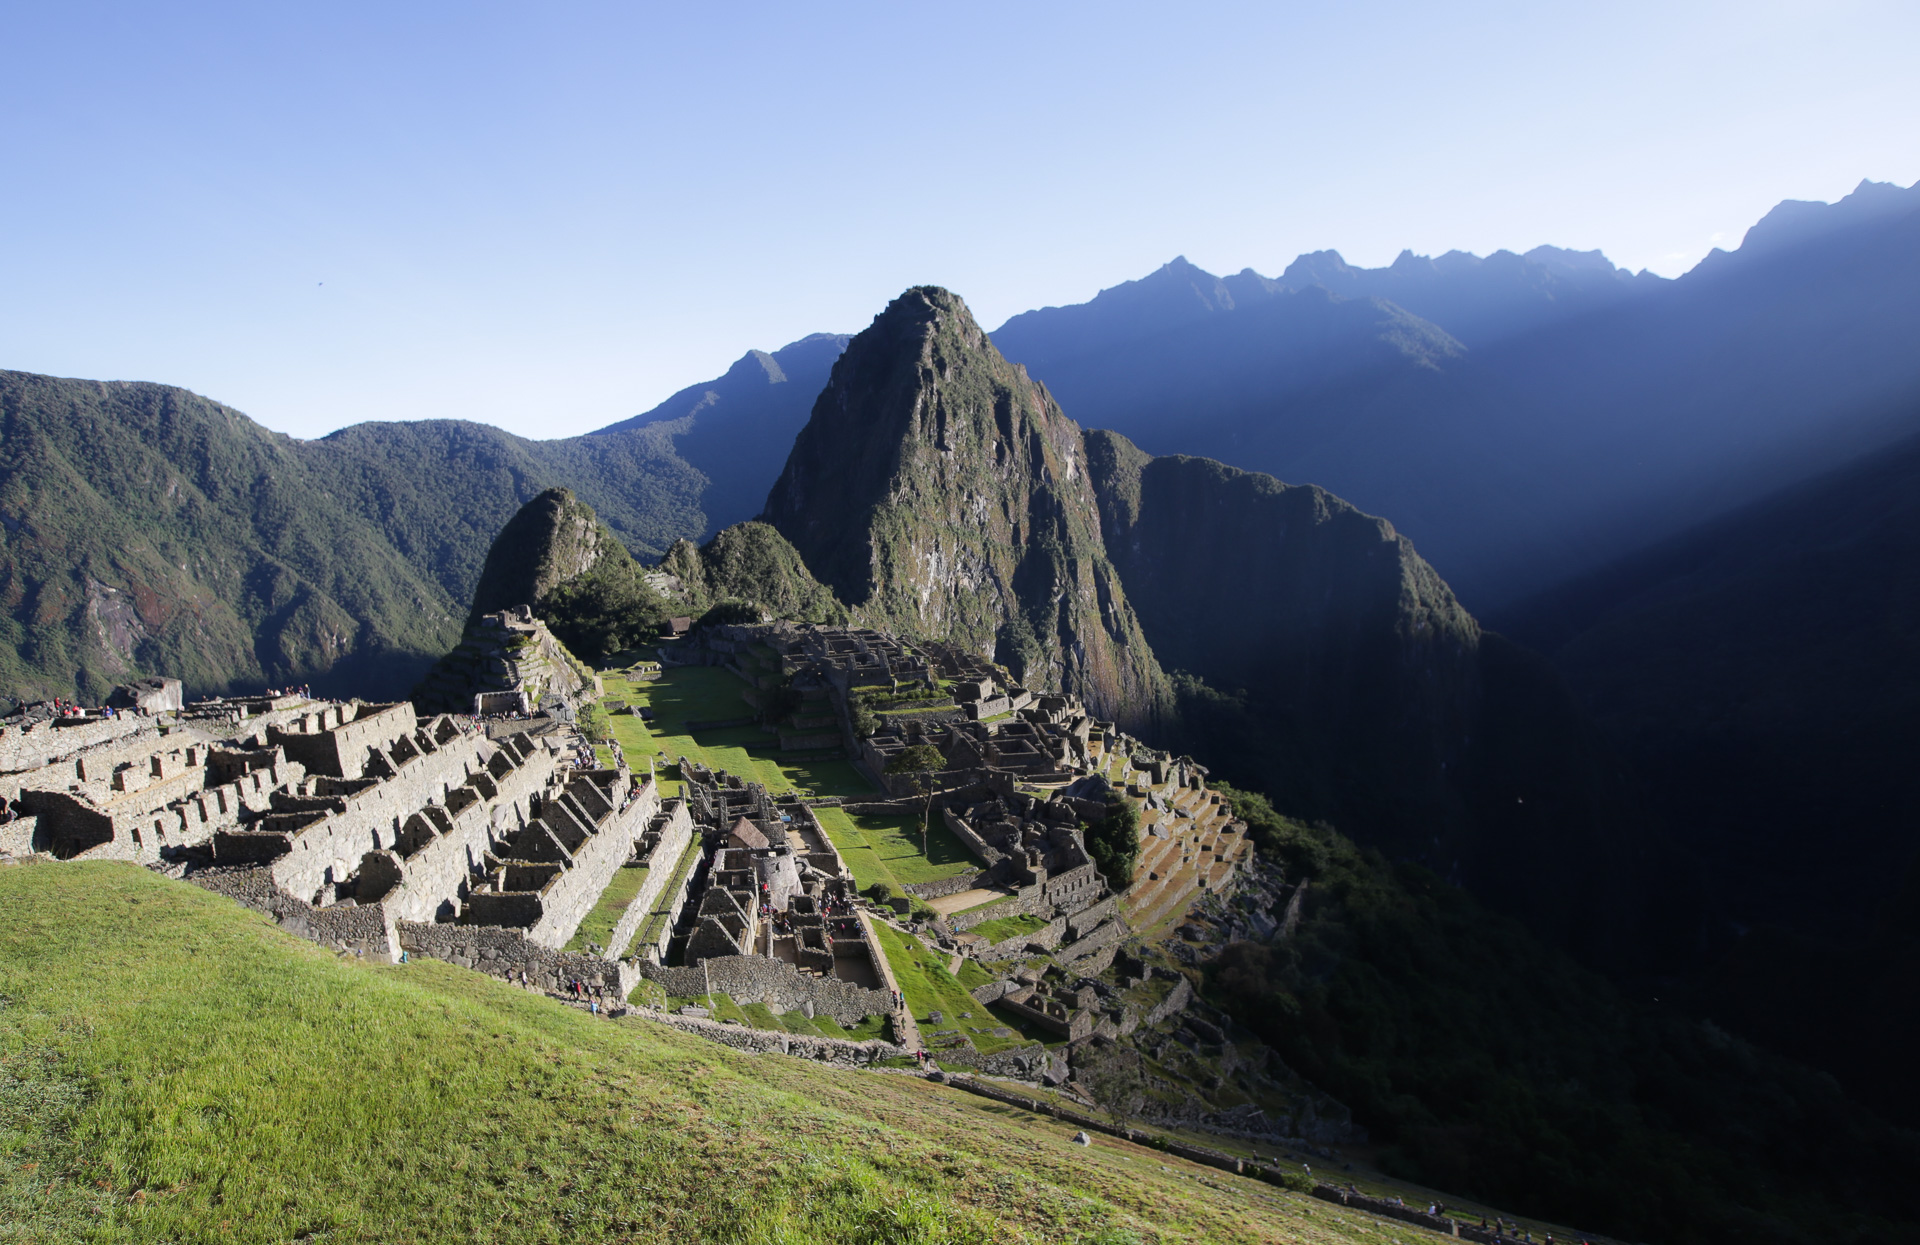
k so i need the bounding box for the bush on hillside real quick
[693,598,764,630]
[1084,802,1140,885]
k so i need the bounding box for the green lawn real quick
[870,923,1057,1056]
[565,862,650,954]
[601,662,978,895]
[4,860,1298,1244]
[966,913,1049,946]
[0,859,1568,1245]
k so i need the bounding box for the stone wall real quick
[396,920,636,996]
[191,866,398,959]
[0,815,36,856]
[1055,914,1127,965]
[948,882,1053,933]
[635,953,892,1028]
[602,801,694,959]
[270,701,415,780]
[975,914,1068,959]
[0,713,147,774]
[1141,974,1194,1029]
[900,869,989,900]
[634,1009,903,1066]
[524,776,657,948]
[266,729,493,903]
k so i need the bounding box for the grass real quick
[0,858,1382,1244]
[966,913,1049,946]
[870,923,1058,1056]
[565,861,650,954]
[602,663,977,895]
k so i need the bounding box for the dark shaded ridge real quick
[1496,417,1920,1125]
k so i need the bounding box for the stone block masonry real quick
[192,866,399,960]
[257,711,511,905]
[636,953,892,1029]
[636,1009,903,1066]
[463,770,660,948]
[397,921,635,997]
[602,800,695,960]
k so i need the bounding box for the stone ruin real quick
[414,606,603,719]
[0,684,686,1000]
[635,761,894,1032]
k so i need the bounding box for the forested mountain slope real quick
[1499,419,1920,1122]
[0,335,852,702]
[0,373,701,701]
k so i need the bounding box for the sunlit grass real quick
[0,859,1360,1244]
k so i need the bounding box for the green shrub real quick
[864,882,894,904]
[1085,802,1141,885]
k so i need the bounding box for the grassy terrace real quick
[0,859,1378,1244]
[661,993,893,1043]
[870,923,1060,1055]
[965,912,1049,945]
[598,659,978,896]
[565,861,649,954]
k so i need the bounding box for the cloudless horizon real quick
[2,1,1916,440]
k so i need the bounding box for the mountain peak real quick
[1732,177,1920,258]
[765,286,1168,723]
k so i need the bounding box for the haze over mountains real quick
[993,178,1920,609]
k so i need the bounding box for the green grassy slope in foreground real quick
[2,861,1356,1244]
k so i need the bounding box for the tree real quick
[1085,801,1141,886]
[885,743,946,857]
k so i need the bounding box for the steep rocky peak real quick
[467,487,634,622]
[762,286,1168,725]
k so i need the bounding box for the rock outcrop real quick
[467,488,634,624]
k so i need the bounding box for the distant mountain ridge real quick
[593,332,850,537]
[993,178,1920,610]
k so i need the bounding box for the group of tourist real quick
[567,977,614,1015]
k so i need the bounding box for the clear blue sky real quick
[2,1,1915,440]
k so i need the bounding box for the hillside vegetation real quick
[0,350,823,703]
[1201,788,1920,1245]
[1499,420,1920,1125]
[0,859,1353,1244]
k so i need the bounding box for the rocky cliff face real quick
[1085,430,1484,834]
[1083,431,1647,963]
[466,488,631,622]
[762,287,1169,727]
